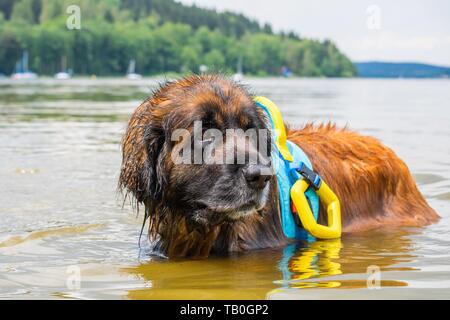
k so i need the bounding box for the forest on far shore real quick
[0,0,356,77]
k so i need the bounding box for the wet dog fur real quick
[119,74,439,258]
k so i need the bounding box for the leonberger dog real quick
[119,74,439,258]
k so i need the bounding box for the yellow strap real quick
[253,96,293,162]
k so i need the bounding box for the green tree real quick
[0,0,356,77]
[180,45,201,73]
[0,0,15,20]
[11,0,34,23]
[203,49,225,71]
[0,28,22,74]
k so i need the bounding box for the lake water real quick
[0,77,449,299]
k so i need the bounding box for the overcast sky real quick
[179,0,450,66]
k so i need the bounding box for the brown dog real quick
[119,75,439,258]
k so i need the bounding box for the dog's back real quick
[288,123,439,232]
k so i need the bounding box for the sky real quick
[178,0,450,66]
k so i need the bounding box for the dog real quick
[119,74,439,258]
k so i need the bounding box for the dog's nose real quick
[242,165,271,190]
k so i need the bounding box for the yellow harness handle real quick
[291,179,342,239]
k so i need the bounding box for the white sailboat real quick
[11,51,37,80]
[232,56,244,82]
[126,59,142,80]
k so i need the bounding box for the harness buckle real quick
[296,162,322,190]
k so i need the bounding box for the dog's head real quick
[119,75,273,230]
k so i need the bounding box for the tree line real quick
[0,0,356,77]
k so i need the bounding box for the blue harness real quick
[255,100,320,241]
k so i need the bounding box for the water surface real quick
[0,77,449,299]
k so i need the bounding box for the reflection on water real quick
[0,77,449,299]
[274,230,414,292]
[279,241,343,287]
[0,224,103,248]
[124,230,412,299]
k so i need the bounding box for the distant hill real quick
[355,62,450,78]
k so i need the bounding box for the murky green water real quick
[0,77,449,299]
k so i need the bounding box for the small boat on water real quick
[126,59,142,80]
[232,56,244,82]
[11,72,37,80]
[232,72,243,82]
[54,56,72,80]
[11,52,37,80]
[54,72,71,80]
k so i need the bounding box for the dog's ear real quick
[119,101,168,204]
[141,122,168,201]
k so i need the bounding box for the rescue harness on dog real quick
[254,96,342,241]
